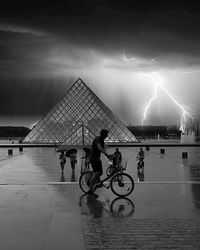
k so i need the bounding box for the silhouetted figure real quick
[136,148,145,182]
[69,152,77,170]
[88,129,112,197]
[137,147,145,161]
[66,148,77,170]
[81,147,91,171]
[113,148,122,168]
[71,169,76,182]
[59,151,66,174]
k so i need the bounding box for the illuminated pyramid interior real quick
[24,78,138,145]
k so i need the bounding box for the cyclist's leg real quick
[89,172,101,190]
[89,159,103,191]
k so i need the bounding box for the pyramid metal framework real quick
[24,78,138,145]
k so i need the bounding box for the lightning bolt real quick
[143,72,193,131]
[123,51,194,131]
[142,74,159,126]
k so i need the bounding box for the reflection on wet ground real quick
[0,146,200,219]
[191,183,200,209]
[0,145,200,249]
[80,194,135,218]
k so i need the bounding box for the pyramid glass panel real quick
[24,78,138,145]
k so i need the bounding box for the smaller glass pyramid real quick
[24,78,138,145]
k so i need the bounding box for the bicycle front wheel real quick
[79,171,93,193]
[110,197,135,218]
[110,173,134,197]
[106,166,114,176]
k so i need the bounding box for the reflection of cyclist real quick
[87,195,104,218]
[88,129,112,197]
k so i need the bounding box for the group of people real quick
[59,128,145,194]
[59,149,77,175]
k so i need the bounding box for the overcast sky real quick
[1,0,200,128]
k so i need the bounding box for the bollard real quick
[146,146,150,151]
[8,149,13,155]
[19,146,23,152]
[160,148,165,154]
[182,152,188,159]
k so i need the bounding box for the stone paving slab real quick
[82,218,200,249]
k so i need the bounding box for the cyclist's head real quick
[100,129,109,138]
[116,148,119,152]
[140,148,143,151]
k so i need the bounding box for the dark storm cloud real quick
[1,0,200,125]
[1,1,200,69]
[0,76,73,115]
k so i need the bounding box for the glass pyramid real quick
[24,78,138,145]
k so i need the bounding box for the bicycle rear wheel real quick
[79,171,93,193]
[110,173,134,197]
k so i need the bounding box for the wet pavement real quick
[0,146,200,249]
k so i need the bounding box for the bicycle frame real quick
[93,165,121,190]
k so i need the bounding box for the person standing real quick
[88,129,111,197]
[136,147,145,172]
[81,148,91,172]
[59,151,66,174]
[69,150,77,170]
[113,148,122,166]
[137,147,145,161]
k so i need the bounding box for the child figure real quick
[81,148,91,171]
[59,151,66,174]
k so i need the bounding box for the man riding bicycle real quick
[88,129,112,197]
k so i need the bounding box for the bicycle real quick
[79,194,135,218]
[79,156,135,197]
[106,158,127,176]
